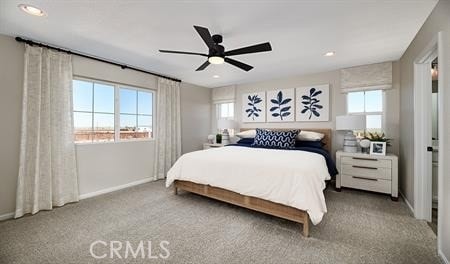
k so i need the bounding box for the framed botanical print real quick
[296,84,329,122]
[242,92,266,122]
[266,88,295,122]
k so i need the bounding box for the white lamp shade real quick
[336,115,366,130]
[217,119,236,129]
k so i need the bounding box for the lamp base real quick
[343,131,358,153]
[222,129,230,145]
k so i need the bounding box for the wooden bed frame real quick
[174,128,332,237]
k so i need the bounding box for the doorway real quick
[429,57,439,235]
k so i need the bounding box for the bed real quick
[166,128,335,237]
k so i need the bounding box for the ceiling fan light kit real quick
[159,25,272,71]
[208,56,224,65]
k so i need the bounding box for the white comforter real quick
[166,146,331,225]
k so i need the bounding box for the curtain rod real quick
[15,37,181,83]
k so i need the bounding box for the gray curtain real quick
[154,78,181,180]
[15,45,79,218]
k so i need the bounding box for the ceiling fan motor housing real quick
[212,34,223,44]
[209,44,225,58]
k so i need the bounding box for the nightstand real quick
[203,143,225,150]
[336,150,398,201]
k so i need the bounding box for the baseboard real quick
[399,190,414,215]
[79,177,153,200]
[0,178,153,222]
[0,212,14,221]
[440,250,449,264]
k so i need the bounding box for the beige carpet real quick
[0,180,441,264]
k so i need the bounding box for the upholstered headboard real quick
[240,128,332,153]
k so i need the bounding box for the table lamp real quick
[336,115,366,152]
[217,119,236,145]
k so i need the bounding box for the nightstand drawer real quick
[341,174,391,194]
[341,156,391,168]
[341,164,391,180]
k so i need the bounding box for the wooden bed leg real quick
[174,186,178,195]
[302,215,310,237]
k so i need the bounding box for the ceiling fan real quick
[159,25,272,72]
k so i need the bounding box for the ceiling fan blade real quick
[224,42,272,57]
[225,57,253,71]
[159,50,207,57]
[193,25,215,49]
[196,61,210,71]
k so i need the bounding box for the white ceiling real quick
[0,0,438,88]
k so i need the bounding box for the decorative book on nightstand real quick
[203,143,225,150]
[335,150,398,201]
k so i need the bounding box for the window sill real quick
[75,138,155,146]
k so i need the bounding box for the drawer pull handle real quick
[352,165,378,170]
[352,176,378,181]
[352,157,378,161]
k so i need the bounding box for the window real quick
[347,90,383,134]
[217,102,234,119]
[216,102,234,134]
[119,87,153,140]
[73,78,154,143]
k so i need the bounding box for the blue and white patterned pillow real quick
[252,129,300,149]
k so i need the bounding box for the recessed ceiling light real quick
[323,51,335,57]
[18,4,46,17]
[213,75,220,78]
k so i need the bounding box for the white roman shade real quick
[340,61,392,92]
[212,85,236,104]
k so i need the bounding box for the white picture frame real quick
[242,92,266,123]
[295,84,330,122]
[370,141,386,156]
[266,88,295,122]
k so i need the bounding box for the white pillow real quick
[235,129,257,138]
[297,131,325,141]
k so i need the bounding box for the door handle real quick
[427,146,433,152]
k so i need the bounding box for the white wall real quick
[398,0,450,260]
[76,141,155,196]
[0,35,23,218]
[215,65,400,157]
[181,82,211,154]
[0,34,211,217]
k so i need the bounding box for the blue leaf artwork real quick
[245,94,263,120]
[269,91,292,120]
[296,84,329,122]
[266,89,294,122]
[242,92,266,123]
[301,88,323,119]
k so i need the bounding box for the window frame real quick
[73,76,156,145]
[216,101,235,120]
[346,90,386,134]
[215,101,235,135]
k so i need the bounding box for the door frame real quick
[413,39,436,222]
[413,31,446,254]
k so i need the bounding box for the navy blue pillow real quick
[252,129,299,149]
[237,138,254,145]
[295,140,324,149]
